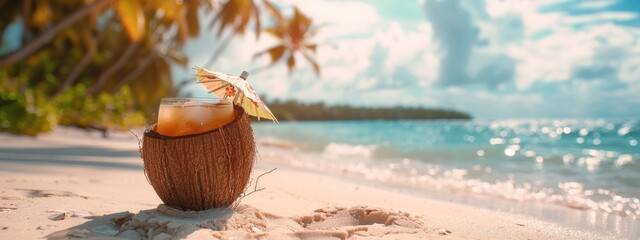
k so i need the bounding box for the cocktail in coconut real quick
[141,68,277,211]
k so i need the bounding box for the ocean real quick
[252,118,639,237]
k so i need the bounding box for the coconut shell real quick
[142,106,255,211]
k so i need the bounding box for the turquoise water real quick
[253,119,640,222]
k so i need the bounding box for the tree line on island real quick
[264,99,472,121]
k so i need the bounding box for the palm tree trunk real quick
[53,45,96,97]
[107,16,168,94]
[52,18,114,97]
[88,40,141,94]
[110,51,157,93]
[0,0,112,67]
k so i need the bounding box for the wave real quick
[323,143,378,159]
[342,161,640,220]
[257,137,298,150]
[258,143,640,221]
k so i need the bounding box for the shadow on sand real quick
[0,146,142,170]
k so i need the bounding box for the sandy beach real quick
[0,127,617,239]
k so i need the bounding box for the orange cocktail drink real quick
[156,98,236,137]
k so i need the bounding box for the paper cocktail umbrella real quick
[194,66,278,123]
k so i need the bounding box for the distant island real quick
[264,100,472,121]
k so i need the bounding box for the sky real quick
[179,0,640,119]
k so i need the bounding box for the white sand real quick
[0,127,613,239]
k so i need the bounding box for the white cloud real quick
[508,23,640,89]
[373,22,439,86]
[508,31,586,89]
[561,12,638,25]
[177,0,640,118]
[475,0,640,90]
[619,56,640,83]
[420,0,640,117]
[315,38,375,87]
[485,0,557,33]
[268,19,439,101]
[575,0,618,10]
[277,0,380,41]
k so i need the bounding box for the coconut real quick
[142,106,255,211]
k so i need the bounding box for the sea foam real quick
[323,143,377,159]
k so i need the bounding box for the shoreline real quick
[254,137,639,233]
[0,127,625,239]
[254,156,638,239]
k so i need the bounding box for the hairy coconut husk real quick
[142,106,255,211]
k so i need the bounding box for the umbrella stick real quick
[232,89,243,105]
[238,92,245,106]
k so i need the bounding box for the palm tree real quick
[202,0,281,68]
[0,0,323,135]
[253,7,320,75]
[0,0,215,134]
[0,0,208,96]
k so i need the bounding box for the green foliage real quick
[55,84,146,130]
[0,67,145,136]
[0,71,57,136]
[267,99,472,121]
[0,93,56,136]
[0,1,320,136]
[0,0,214,136]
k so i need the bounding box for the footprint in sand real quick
[289,205,428,238]
[293,206,424,229]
